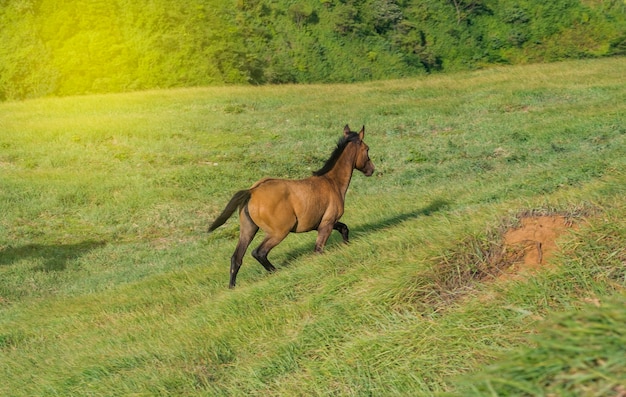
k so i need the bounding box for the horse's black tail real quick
[208,190,251,232]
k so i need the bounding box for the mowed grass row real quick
[0,58,625,395]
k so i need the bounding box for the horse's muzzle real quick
[362,163,375,177]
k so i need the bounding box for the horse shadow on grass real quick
[277,198,451,267]
[0,241,107,271]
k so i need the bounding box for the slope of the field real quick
[1,58,625,395]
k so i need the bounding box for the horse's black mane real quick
[313,132,361,176]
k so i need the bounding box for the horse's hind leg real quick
[252,232,288,273]
[230,209,259,289]
[333,222,349,244]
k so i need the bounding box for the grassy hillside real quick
[1,57,625,395]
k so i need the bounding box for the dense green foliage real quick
[1,58,625,395]
[1,0,625,100]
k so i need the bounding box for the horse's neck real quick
[324,144,356,198]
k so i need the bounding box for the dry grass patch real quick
[409,207,598,309]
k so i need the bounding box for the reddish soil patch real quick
[421,212,585,308]
[501,215,576,276]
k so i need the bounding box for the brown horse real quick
[208,125,375,288]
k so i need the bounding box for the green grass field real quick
[1,58,625,396]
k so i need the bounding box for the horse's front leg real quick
[333,222,349,244]
[314,223,334,253]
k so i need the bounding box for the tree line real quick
[1,0,625,100]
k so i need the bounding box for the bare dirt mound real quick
[504,215,575,268]
[502,215,577,273]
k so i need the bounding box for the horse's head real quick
[344,125,375,177]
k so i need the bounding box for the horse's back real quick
[247,176,337,233]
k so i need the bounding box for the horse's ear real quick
[343,125,351,137]
[359,125,365,140]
